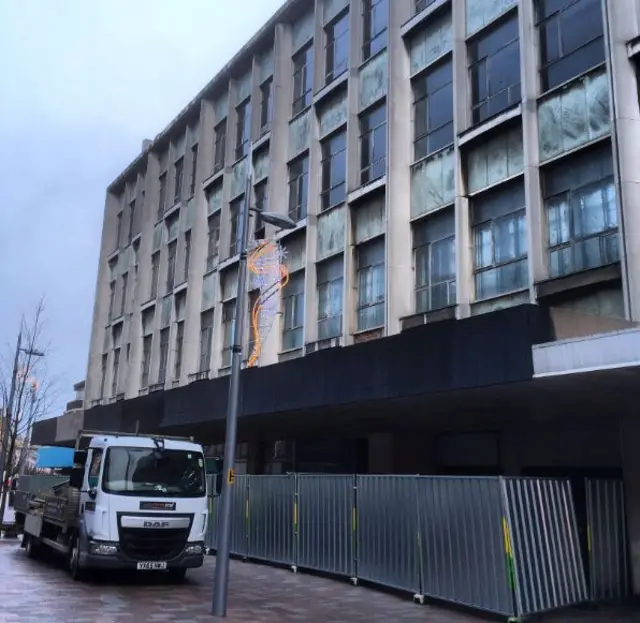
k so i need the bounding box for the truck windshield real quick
[102,447,206,498]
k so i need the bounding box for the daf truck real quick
[14,430,215,581]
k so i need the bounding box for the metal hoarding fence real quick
[502,477,589,617]
[296,474,355,578]
[416,476,514,616]
[585,478,629,601]
[246,474,295,566]
[355,475,421,596]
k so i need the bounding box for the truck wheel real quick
[167,568,187,582]
[25,534,40,559]
[69,537,87,581]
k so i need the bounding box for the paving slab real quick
[0,542,636,622]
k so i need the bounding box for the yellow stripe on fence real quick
[352,506,357,532]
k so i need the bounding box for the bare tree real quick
[0,298,57,523]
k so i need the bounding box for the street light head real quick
[253,210,297,231]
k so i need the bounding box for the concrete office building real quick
[33,0,640,592]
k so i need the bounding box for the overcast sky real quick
[0,0,286,416]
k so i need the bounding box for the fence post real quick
[499,477,521,622]
[243,475,250,559]
[292,473,299,573]
[413,475,425,605]
[351,474,358,585]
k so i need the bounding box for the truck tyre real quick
[25,534,40,559]
[69,536,87,581]
[167,568,187,582]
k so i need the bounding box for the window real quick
[120,272,128,316]
[183,231,191,282]
[207,212,221,271]
[199,310,214,372]
[111,348,120,396]
[360,102,387,185]
[158,172,167,217]
[414,59,454,160]
[174,321,184,379]
[221,300,236,367]
[108,280,116,319]
[115,211,123,249]
[229,198,244,256]
[288,154,309,221]
[544,145,618,278]
[469,14,521,125]
[166,241,177,292]
[235,99,251,161]
[254,182,267,240]
[141,335,152,388]
[189,144,198,196]
[413,210,456,313]
[325,10,350,84]
[173,156,184,205]
[356,238,385,331]
[158,327,170,384]
[362,0,388,61]
[293,43,314,115]
[100,353,108,398]
[321,131,347,211]
[415,0,437,12]
[214,121,226,173]
[88,449,103,488]
[260,78,273,133]
[472,180,528,299]
[127,199,135,244]
[536,0,604,92]
[317,255,343,340]
[150,252,160,299]
[282,271,304,350]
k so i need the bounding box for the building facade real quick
[82,0,640,406]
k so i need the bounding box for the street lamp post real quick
[212,155,296,617]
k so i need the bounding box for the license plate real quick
[136,561,167,571]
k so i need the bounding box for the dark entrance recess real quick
[521,465,624,589]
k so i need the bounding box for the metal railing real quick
[205,475,630,618]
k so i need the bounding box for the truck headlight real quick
[185,543,203,555]
[89,541,119,556]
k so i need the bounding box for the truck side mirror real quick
[73,450,88,466]
[69,467,84,489]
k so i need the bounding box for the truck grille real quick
[118,526,189,561]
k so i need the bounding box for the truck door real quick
[81,449,103,532]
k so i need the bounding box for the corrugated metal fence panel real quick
[247,475,295,565]
[586,478,629,601]
[205,475,219,551]
[417,477,514,616]
[297,474,354,577]
[356,475,421,594]
[503,477,588,617]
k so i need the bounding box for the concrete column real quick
[604,0,640,321]
[386,0,413,334]
[621,414,640,594]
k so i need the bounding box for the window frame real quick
[282,270,305,351]
[325,9,350,85]
[183,231,191,282]
[173,156,184,205]
[173,320,184,379]
[150,251,160,300]
[189,144,198,196]
[235,98,252,161]
[141,334,152,388]
[468,12,521,125]
[259,77,273,134]
[158,327,170,384]
[199,310,214,373]
[207,212,221,271]
[415,0,437,14]
[317,256,344,341]
[229,198,243,257]
[221,300,236,368]
[536,0,605,93]
[158,172,167,217]
[111,348,120,397]
[166,240,177,293]
[362,0,388,62]
[214,120,227,174]
[288,153,309,222]
[356,237,386,332]
[292,43,314,116]
[320,130,347,211]
[360,101,387,185]
[254,181,268,240]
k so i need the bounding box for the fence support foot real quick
[290,565,298,574]
[413,594,425,605]
[350,577,358,586]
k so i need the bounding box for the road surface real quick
[0,542,636,622]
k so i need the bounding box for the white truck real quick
[14,430,216,581]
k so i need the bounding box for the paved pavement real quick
[0,541,637,622]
